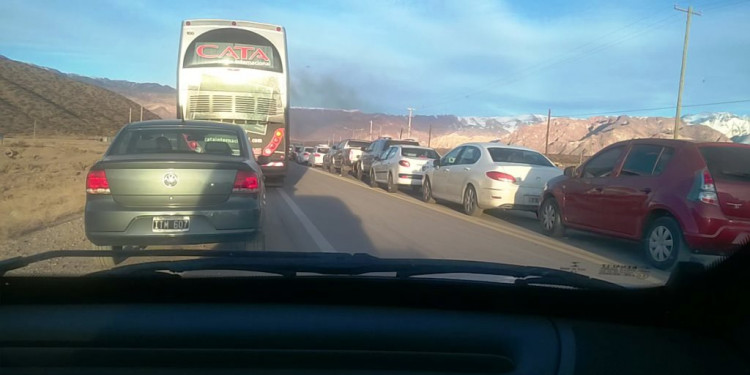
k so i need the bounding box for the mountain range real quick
[1,55,748,155]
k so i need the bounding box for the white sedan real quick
[422,143,562,216]
[370,145,440,192]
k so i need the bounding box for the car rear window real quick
[348,141,370,148]
[401,148,439,159]
[700,146,750,182]
[387,140,419,147]
[317,147,330,153]
[109,128,244,157]
[488,148,554,167]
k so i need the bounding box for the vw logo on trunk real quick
[163,171,178,188]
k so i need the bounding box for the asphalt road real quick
[3,161,684,286]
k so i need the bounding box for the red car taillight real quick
[698,168,718,205]
[233,170,260,193]
[314,153,321,157]
[486,171,517,184]
[86,170,110,194]
[399,160,410,167]
[303,152,310,156]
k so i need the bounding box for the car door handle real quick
[463,167,471,171]
[443,168,450,172]
[640,188,652,194]
[594,187,603,192]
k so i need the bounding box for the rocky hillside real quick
[65,74,176,119]
[0,56,159,136]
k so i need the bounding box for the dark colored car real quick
[356,137,419,183]
[539,138,750,269]
[84,120,266,265]
[328,139,371,175]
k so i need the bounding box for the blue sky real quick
[1,0,749,117]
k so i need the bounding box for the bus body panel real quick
[178,19,289,178]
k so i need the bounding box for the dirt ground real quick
[0,136,109,240]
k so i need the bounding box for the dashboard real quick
[1,261,748,375]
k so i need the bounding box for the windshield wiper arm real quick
[0,250,623,289]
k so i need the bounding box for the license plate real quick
[152,216,190,232]
[525,196,540,205]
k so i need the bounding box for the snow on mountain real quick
[683,112,750,138]
[457,114,546,133]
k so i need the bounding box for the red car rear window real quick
[700,146,750,182]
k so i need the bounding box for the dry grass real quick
[0,137,108,240]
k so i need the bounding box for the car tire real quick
[234,231,265,251]
[93,244,127,268]
[462,185,483,217]
[539,197,565,237]
[422,177,436,203]
[411,185,421,193]
[386,173,397,193]
[644,217,687,270]
[356,163,364,181]
[369,169,379,188]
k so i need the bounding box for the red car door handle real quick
[640,188,652,194]
[594,187,603,192]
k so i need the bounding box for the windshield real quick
[1,0,749,291]
[110,128,244,157]
[488,148,555,167]
[402,148,439,159]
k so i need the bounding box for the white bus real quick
[178,19,289,180]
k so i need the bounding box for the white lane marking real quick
[277,188,337,253]
[303,165,665,285]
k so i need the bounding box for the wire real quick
[418,10,680,111]
[554,99,750,117]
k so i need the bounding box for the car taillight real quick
[399,160,410,167]
[233,170,260,193]
[263,128,285,156]
[698,168,718,205]
[314,153,321,157]
[86,170,110,194]
[486,171,517,184]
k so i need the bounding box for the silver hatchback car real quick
[85,120,265,264]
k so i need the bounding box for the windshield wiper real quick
[0,250,623,290]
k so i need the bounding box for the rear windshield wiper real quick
[0,250,623,290]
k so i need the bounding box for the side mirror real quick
[257,155,270,165]
[564,166,577,177]
[374,156,381,161]
[433,158,441,168]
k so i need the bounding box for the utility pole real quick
[428,124,432,148]
[545,109,551,156]
[140,105,143,121]
[33,120,36,139]
[369,120,373,140]
[128,108,132,123]
[673,5,701,140]
[406,108,414,138]
[379,124,382,138]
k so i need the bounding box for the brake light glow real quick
[263,128,285,156]
[304,152,310,156]
[233,170,260,193]
[486,171,517,184]
[698,168,718,205]
[86,170,110,194]
[399,160,411,167]
[314,153,321,157]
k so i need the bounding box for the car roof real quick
[388,144,434,150]
[124,119,245,132]
[463,142,542,153]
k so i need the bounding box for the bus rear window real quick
[700,146,750,182]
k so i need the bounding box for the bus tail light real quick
[263,128,285,157]
[399,160,411,167]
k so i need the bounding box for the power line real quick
[418,12,680,111]
[555,98,750,118]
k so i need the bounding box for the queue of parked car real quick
[293,136,750,271]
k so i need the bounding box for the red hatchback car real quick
[539,139,750,269]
